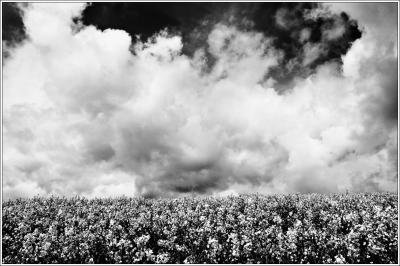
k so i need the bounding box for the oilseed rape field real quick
[2,193,398,264]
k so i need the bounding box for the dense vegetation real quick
[2,193,398,264]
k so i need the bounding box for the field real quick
[2,193,398,264]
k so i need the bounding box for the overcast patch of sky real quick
[2,2,397,199]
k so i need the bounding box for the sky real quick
[2,2,398,199]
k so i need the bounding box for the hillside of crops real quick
[2,193,398,264]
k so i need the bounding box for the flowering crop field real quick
[2,193,398,264]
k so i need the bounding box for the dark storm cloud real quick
[249,3,362,90]
[2,2,27,59]
[1,2,362,83]
[2,2,26,44]
[80,2,362,90]
[80,2,227,53]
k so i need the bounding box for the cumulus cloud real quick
[275,8,292,29]
[299,28,311,43]
[326,3,397,146]
[2,3,397,200]
[302,42,326,66]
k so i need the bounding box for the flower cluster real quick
[2,193,398,263]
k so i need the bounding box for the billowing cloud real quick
[2,3,397,200]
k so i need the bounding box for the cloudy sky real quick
[2,2,398,199]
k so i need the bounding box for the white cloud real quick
[304,5,349,41]
[275,8,290,29]
[299,28,311,43]
[2,3,397,199]
[302,42,326,66]
[322,19,345,40]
